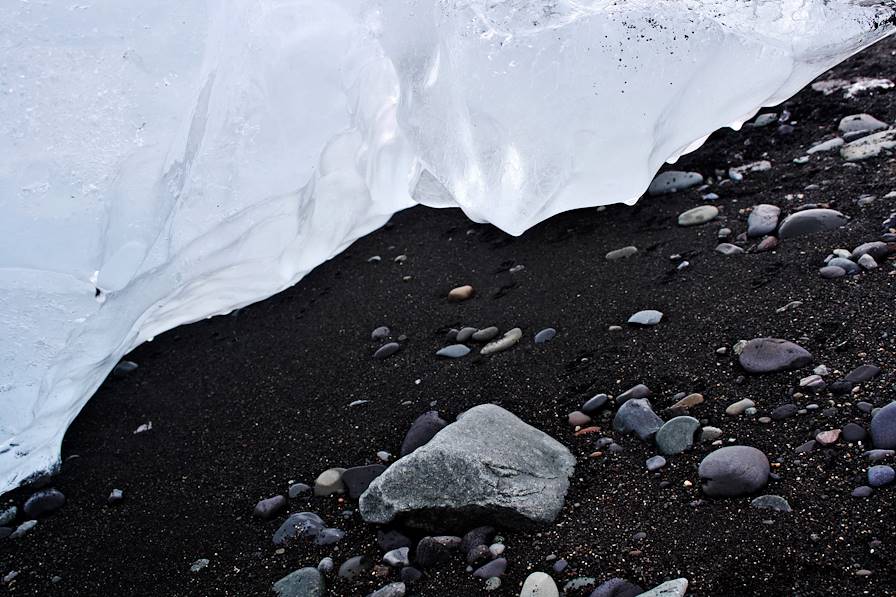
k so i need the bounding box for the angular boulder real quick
[359,405,575,530]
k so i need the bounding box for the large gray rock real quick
[272,567,324,597]
[359,405,575,529]
[699,446,769,497]
[777,209,847,239]
[738,338,812,374]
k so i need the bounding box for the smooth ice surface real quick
[1,1,894,493]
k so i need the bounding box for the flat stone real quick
[852,485,873,498]
[751,495,792,512]
[646,455,667,472]
[748,204,781,237]
[360,405,575,530]
[473,558,507,579]
[700,427,722,442]
[520,572,559,597]
[582,394,609,415]
[726,399,755,416]
[23,489,65,517]
[670,393,704,411]
[456,327,477,342]
[648,171,704,195]
[383,547,411,567]
[838,113,888,138]
[845,364,881,384]
[841,129,896,160]
[738,338,813,374]
[401,411,447,456]
[865,449,895,461]
[820,265,846,279]
[480,328,523,355]
[342,465,387,499]
[448,285,474,302]
[699,446,770,497]
[534,328,557,344]
[472,327,500,342]
[606,246,638,261]
[807,137,844,154]
[338,555,372,580]
[627,311,663,326]
[314,468,346,497]
[754,236,779,253]
[253,495,286,519]
[816,429,841,446]
[852,241,892,261]
[371,326,391,340]
[613,399,663,441]
[436,344,471,359]
[374,343,401,360]
[655,416,700,455]
[273,567,325,597]
[636,578,688,597]
[568,411,591,427]
[842,422,867,442]
[828,257,860,275]
[868,465,895,487]
[9,520,36,539]
[715,243,744,256]
[617,384,652,404]
[678,205,719,226]
[778,209,848,239]
[871,403,896,449]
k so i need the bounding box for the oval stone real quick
[699,446,770,497]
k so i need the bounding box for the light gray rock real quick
[648,171,703,195]
[646,455,667,472]
[715,243,744,256]
[699,446,770,497]
[819,265,846,279]
[751,495,792,512]
[678,205,718,226]
[273,567,325,597]
[807,137,844,154]
[778,209,848,239]
[436,345,471,359]
[636,578,688,597]
[371,326,391,341]
[858,253,878,270]
[747,204,781,237]
[628,310,663,326]
[606,246,638,261]
[852,241,892,261]
[534,328,557,344]
[359,405,575,529]
[613,399,663,441]
[481,328,523,355]
[738,338,812,374]
[338,556,372,580]
[841,129,896,161]
[383,547,410,567]
[314,468,346,497]
[0,506,16,527]
[369,582,406,597]
[700,426,723,442]
[655,416,701,455]
[838,113,888,138]
[374,343,401,360]
[520,572,559,597]
[472,327,500,342]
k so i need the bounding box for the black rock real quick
[616,384,651,404]
[414,536,461,568]
[373,342,401,360]
[472,558,507,578]
[466,544,492,565]
[377,529,412,552]
[400,411,447,456]
[771,404,798,420]
[342,465,387,499]
[0,527,11,540]
[844,364,881,384]
[23,488,65,517]
[400,567,422,584]
[830,380,854,395]
[460,526,496,555]
[581,394,609,415]
[842,423,867,443]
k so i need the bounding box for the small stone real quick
[338,556,372,580]
[415,536,461,568]
[842,423,867,443]
[670,393,704,411]
[864,449,895,462]
[751,495,792,512]
[606,246,638,261]
[288,483,312,499]
[0,507,17,526]
[534,328,557,344]
[273,512,326,546]
[9,520,37,539]
[816,429,841,446]
[754,236,779,253]
[568,411,591,427]
[23,489,65,517]
[828,257,860,275]
[400,567,422,585]
[655,416,701,455]
[590,578,645,597]
[858,254,878,269]
[649,171,704,195]
[190,559,210,573]
[726,399,755,416]
[273,567,325,597]
[678,205,719,226]
[472,327,500,342]
[582,394,609,415]
[868,465,895,487]
[627,310,663,326]
[112,360,138,377]
[374,343,401,360]
[636,578,688,597]
[646,455,667,472]
[384,547,411,567]
[456,327,477,342]
[795,440,816,454]
[715,243,744,256]
[371,326,391,340]
[369,582,406,597]
[845,364,881,384]
[436,344,471,359]
[480,328,523,355]
[613,399,663,441]
[472,558,507,579]
[699,446,770,497]
[318,557,334,573]
[807,137,844,154]
[314,469,346,497]
[838,113,888,139]
[253,495,286,519]
[401,411,447,456]
[747,204,781,237]
[771,404,798,420]
[520,572,559,597]
[616,384,652,404]
[377,530,412,551]
[343,465,387,499]
[852,485,873,498]
[852,241,892,261]
[820,265,847,279]
[700,427,723,442]
[448,285,474,302]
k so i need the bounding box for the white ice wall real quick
[0,0,893,493]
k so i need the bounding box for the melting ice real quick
[0,0,893,493]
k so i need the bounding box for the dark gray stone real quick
[747,204,781,237]
[371,326,391,341]
[461,526,496,555]
[868,465,895,487]
[472,558,507,578]
[374,343,401,360]
[739,338,812,374]
[771,404,798,420]
[253,495,286,519]
[589,577,644,597]
[400,411,447,456]
[342,465,387,499]
[360,405,575,529]
[273,512,326,546]
[534,328,557,344]
[820,265,846,279]
[699,446,770,497]
[368,582,406,597]
[778,209,848,239]
[842,423,867,443]
[828,257,860,275]
[616,384,651,404]
[582,394,609,415]
[273,567,324,597]
[377,529,412,552]
[845,364,881,383]
[472,327,500,342]
[400,567,422,584]
[23,489,65,517]
[112,360,138,377]
[613,399,663,441]
[750,495,792,512]
[852,485,873,497]
[852,241,892,261]
[646,455,667,472]
[871,402,896,449]
[414,536,461,568]
[338,555,372,580]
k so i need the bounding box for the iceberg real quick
[0,0,893,493]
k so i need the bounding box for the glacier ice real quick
[0,0,893,493]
